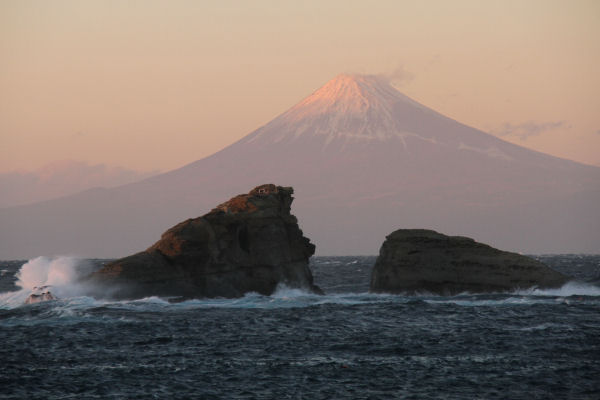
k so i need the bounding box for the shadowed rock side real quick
[370,229,569,295]
[87,184,321,299]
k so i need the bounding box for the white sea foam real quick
[271,284,315,299]
[515,281,600,297]
[2,258,598,311]
[0,256,95,308]
[16,256,81,291]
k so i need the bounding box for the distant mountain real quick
[0,160,158,208]
[1,74,599,259]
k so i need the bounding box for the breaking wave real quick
[1,256,599,312]
[15,256,82,291]
[2,255,598,399]
[0,256,95,308]
[515,280,600,297]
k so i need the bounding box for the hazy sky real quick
[1,0,599,173]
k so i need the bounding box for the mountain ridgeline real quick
[1,74,599,258]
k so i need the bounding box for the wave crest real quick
[515,281,600,297]
[1,256,94,308]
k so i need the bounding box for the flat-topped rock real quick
[370,229,569,295]
[87,184,321,299]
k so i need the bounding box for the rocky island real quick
[87,184,321,299]
[370,229,569,295]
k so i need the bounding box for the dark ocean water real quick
[1,255,599,399]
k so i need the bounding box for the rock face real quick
[88,184,321,299]
[370,229,569,295]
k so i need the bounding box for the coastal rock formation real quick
[88,184,321,299]
[24,286,57,304]
[370,229,569,295]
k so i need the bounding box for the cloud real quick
[0,161,159,208]
[492,121,569,140]
[378,64,415,87]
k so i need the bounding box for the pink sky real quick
[1,0,599,174]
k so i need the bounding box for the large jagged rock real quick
[87,184,321,299]
[370,229,570,295]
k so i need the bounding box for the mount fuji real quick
[2,74,599,258]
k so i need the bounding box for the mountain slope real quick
[0,161,157,208]
[1,74,599,258]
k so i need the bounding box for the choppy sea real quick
[1,255,599,399]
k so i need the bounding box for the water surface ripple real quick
[1,255,599,399]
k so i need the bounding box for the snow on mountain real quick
[247,74,425,145]
[1,74,599,258]
[245,75,478,146]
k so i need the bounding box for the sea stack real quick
[370,229,569,295]
[88,184,321,299]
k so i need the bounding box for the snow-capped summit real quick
[240,74,521,160]
[245,73,435,146]
[287,73,426,119]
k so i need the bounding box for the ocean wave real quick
[2,256,599,313]
[170,285,392,310]
[0,256,96,309]
[514,280,600,297]
[2,291,599,320]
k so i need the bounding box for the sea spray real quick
[0,256,96,307]
[2,255,599,311]
[16,256,82,290]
